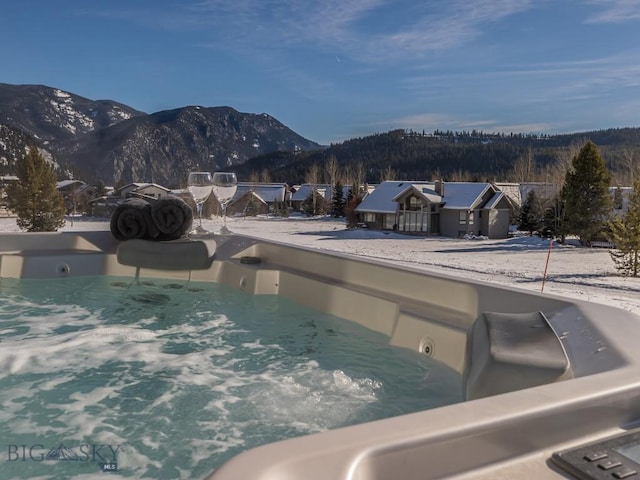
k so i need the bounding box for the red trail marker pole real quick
[541,239,553,293]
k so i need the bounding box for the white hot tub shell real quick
[1,230,640,480]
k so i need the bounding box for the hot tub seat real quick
[116,237,216,271]
[463,311,573,400]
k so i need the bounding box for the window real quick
[384,214,396,230]
[403,195,423,211]
[459,211,473,225]
[397,211,430,233]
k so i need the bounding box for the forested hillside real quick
[236,128,640,185]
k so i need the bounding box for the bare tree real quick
[248,170,260,191]
[547,140,584,196]
[260,168,271,184]
[324,155,339,186]
[429,168,442,181]
[354,161,366,191]
[305,163,321,214]
[510,148,536,182]
[449,169,472,182]
[380,164,397,182]
[621,148,639,186]
[341,161,366,198]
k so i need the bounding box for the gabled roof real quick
[439,182,493,210]
[393,184,442,203]
[519,183,555,203]
[135,183,171,192]
[56,179,92,194]
[110,182,145,196]
[232,189,269,205]
[291,184,352,202]
[56,179,84,189]
[235,183,287,202]
[290,184,331,201]
[483,191,507,209]
[356,181,430,214]
[356,181,502,214]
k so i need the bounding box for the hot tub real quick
[2,230,640,480]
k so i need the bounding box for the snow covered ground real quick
[1,214,639,316]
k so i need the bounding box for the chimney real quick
[435,180,444,197]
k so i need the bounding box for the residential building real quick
[355,181,513,238]
[290,183,365,212]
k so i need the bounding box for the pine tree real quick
[344,189,362,228]
[560,141,612,244]
[540,195,565,240]
[244,193,259,216]
[518,190,544,235]
[301,191,323,216]
[6,148,65,232]
[330,180,345,218]
[607,180,640,276]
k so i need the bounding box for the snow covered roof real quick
[57,179,83,189]
[356,181,501,213]
[235,183,287,202]
[135,183,171,192]
[291,184,352,202]
[483,191,506,209]
[438,182,493,209]
[56,179,92,194]
[392,184,442,203]
[519,183,555,203]
[232,189,269,205]
[291,184,330,201]
[356,181,431,214]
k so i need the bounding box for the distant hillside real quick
[0,83,144,146]
[236,128,640,185]
[59,106,323,186]
[0,83,322,186]
[2,83,639,187]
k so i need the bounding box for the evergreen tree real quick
[330,180,345,217]
[518,190,544,235]
[540,195,565,240]
[244,193,259,216]
[607,180,640,276]
[560,141,612,244]
[301,192,323,216]
[613,186,624,210]
[6,147,65,232]
[344,187,362,228]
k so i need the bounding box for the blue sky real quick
[2,1,640,145]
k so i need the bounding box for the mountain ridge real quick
[0,83,322,185]
[2,83,640,187]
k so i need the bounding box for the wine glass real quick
[187,171,213,235]
[212,172,237,233]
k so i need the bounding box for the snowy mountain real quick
[0,83,322,185]
[0,83,143,146]
[59,105,322,186]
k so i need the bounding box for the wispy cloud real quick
[400,48,640,105]
[374,0,535,59]
[92,1,538,64]
[585,0,640,23]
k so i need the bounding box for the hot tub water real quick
[0,276,462,479]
